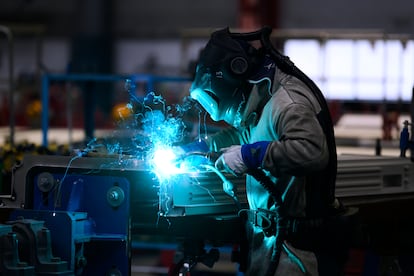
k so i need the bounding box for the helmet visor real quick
[190,64,247,126]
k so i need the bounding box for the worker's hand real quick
[215,141,271,176]
[215,145,247,176]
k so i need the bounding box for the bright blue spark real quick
[150,147,184,181]
[65,78,220,218]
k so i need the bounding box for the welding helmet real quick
[190,28,264,127]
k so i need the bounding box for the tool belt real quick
[241,208,323,237]
[241,207,357,252]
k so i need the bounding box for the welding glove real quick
[215,141,270,176]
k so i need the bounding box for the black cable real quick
[248,169,286,276]
[263,32,338,208]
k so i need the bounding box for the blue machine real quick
[6,155,135,275]
[0,154,247,275]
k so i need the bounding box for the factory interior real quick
[1,0,414,275]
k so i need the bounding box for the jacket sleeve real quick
[205,126,247,152]
[262,101,329,177]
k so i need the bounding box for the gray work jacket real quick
[206,66,329,218]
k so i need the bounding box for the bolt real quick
[109,191,118,201]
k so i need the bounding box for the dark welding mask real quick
[190,28,264,127]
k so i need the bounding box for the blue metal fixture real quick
[9,155,134,275]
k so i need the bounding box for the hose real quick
[202,164,241,211]
[247,169,285,276]
[180,151,241,210]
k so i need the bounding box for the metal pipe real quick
[0,25,14,147]
[41,74,49,147]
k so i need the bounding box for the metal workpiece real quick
[161,171,247,217]
[8,153,414,211]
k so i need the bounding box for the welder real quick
[183,27,354,275]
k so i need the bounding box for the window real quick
[284,38,414,101]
